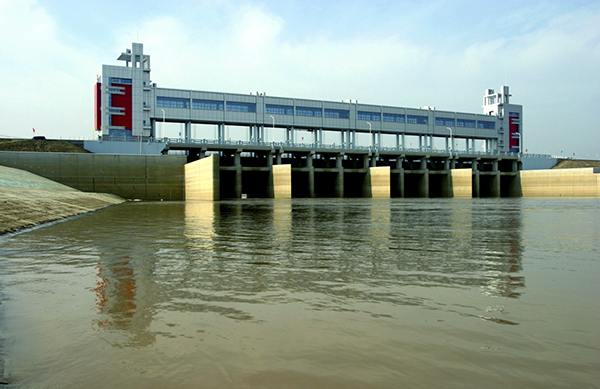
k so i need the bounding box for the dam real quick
[0,145,521,201]
[87,42,527,200]
[2,43,597,200]
[181,143,520,201]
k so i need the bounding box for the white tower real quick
[483,86,523,153]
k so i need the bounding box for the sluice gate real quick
[183,145,521,201]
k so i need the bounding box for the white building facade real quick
[95,43,522,154]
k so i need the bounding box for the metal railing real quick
[98,136,553,159]
[159,137,548,158]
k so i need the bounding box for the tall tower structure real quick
[482,86,523,153]
[95,43,153,140]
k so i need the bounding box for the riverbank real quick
[0,165,125,235]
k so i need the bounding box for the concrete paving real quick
[0,165,125,235]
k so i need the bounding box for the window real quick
[357,111,381,121]
[324,109,349,119]
[109,129,132,137]
[407,115,428,124]
[157,96,190,108]
[193,99,224,110]
[477,121,496,129]
[457,119,476,128]
[383,113,405,123]
[509,112,520,118]
[227,101,256,112]
[109,78,132,85]
[266,104,293,115]
[296,106,322,117]
[435,117,455,126]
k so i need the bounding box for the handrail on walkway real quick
[108,136,552,159]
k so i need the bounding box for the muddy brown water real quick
[0,198,598,388]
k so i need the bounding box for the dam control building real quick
[94,43,522,155]
[92,43,525,199]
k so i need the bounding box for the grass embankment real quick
[0,138,89,153]
[552,159,600,169]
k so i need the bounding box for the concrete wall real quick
[450,169,473,198]
[521,156,558,170]
[84,140,167,155]
[520,168,600,197]
[185,154,220,201]
[272,165,292,199]
[0,151,185,200]
[365,166,391,198]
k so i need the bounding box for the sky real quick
[0,0,598,158]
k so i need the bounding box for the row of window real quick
[407,115,428,124]
[266,104,293,115]
[296,106,322,117]
[108,129,132,137]
[227,101,256,112]
[157,96,190,108]
[383,113,405,123]
[457,119,476,128]
[109,78,132,85]
[155,96,496,129]
[357,111,381,121]
[324,109,349,119]
[435,117,494,129]
[192,99,224,110]
[157,97,255,112]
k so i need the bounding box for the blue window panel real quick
[477,121,496,129]
[157,96,190,108]
[109,78,132,85]
[457,119,476,128]
[266,104,293,115]
[383,113,405,123]
[509,112,520,117]
[108,129,132,137]
[296,106,322,117]
[435,117,455,126]
[227,101,256,112]
[407,115,428,125]
[192,99,224,110]
[324,109,349,119]
[357,111,381,121]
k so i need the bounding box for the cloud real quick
[0,0,99,137]
[231,4,284,52]
[0,0,598,156]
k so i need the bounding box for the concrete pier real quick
[185,154,219,201]
[272,164,292,199]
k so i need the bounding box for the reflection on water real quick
[0,198,598,388]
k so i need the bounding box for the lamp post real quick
[367,122,372,150]
[269,115,275,143]
[446,127,453,155]
[161,108,165,140]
